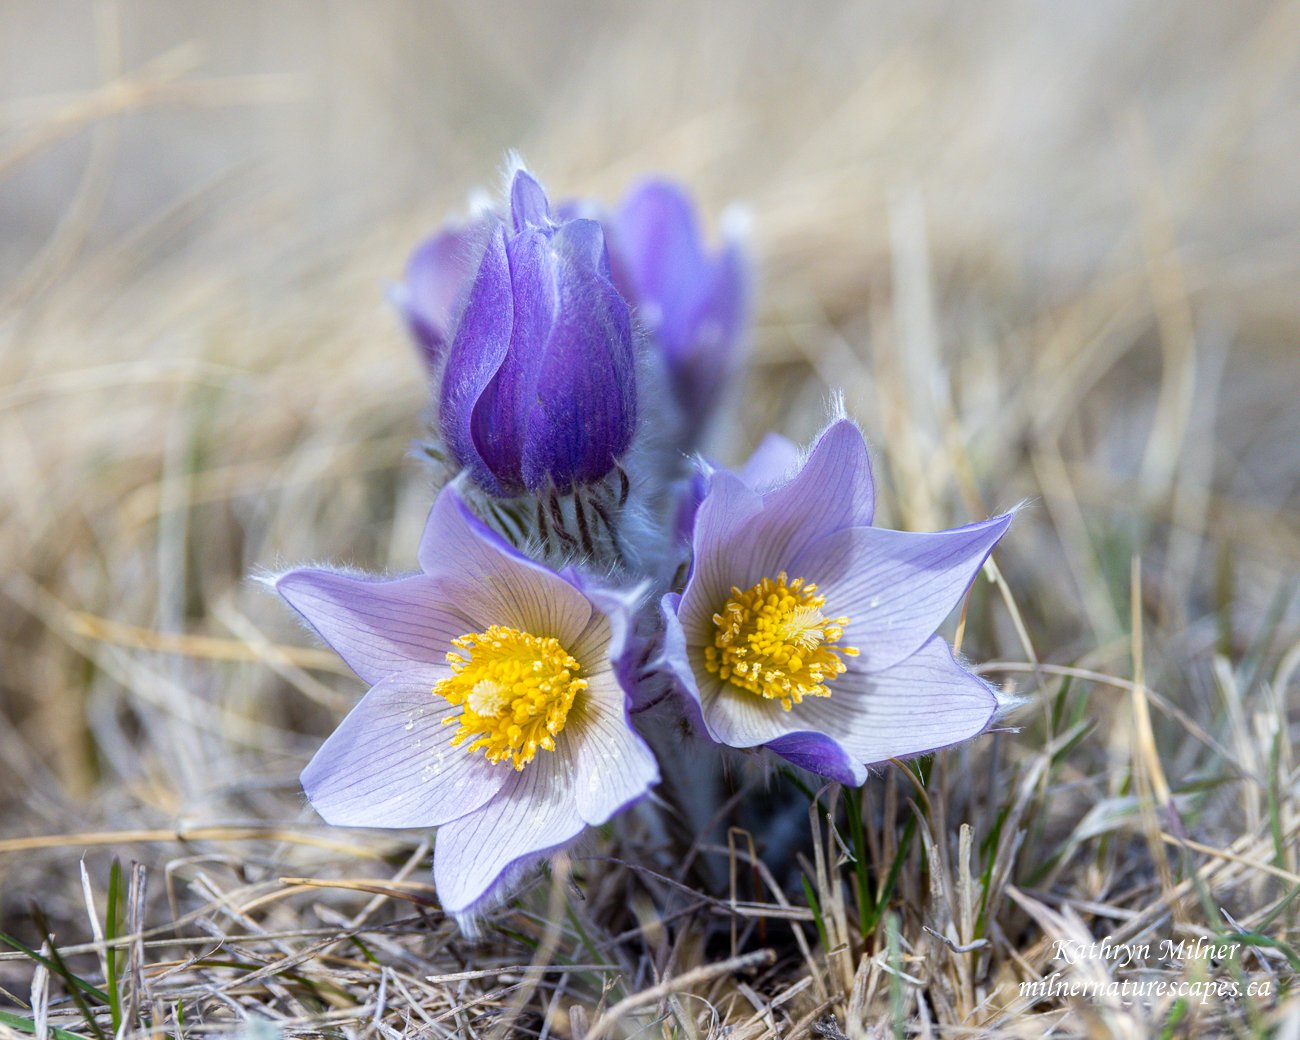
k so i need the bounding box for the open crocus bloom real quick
[276,488,658,915]
[662,420,1015,785]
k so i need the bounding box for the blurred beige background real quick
[5,1,1298,302]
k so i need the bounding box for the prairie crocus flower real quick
[401,168,638,500]
[606,179,750,447]
[275,488,658,915]
[661,420,1014,785]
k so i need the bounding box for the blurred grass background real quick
[1,1,1298,1035]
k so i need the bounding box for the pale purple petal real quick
[564,576,661,756]
[562,573,636,680]
[736,432,801,490]
[566,607,614,675]
[751,418,875,549]
[432,751,584,914]
[658,593,709,732]
[789,512,1013,672]
[675,471,763,638]
[789,637,999,765]
[416,489,593,647]
[301,671,506,829]
[566,673,659,825]
[276,569,474,686]
[699,670,792,748]
[672,434,794,563]
[670,472,707,551]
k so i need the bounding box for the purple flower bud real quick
[605,179,751,445]
[390,223,490,372]
[399,169,638,498]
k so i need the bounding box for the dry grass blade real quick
[583,949,776,1040]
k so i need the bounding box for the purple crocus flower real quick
[397,168,638,498]
[275,487,658,915]
[605,179,750,446]
[661,419,1015,785]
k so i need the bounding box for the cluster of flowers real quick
[274,164,1015,918]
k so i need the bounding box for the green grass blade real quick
[1158,998,1188,1040]
[1252,885,1300,934]
[800,874,830,953]
[843,786,873,938]
[26,906,106,1040]
[867,814,917,934]
[1220,932,1300,975]
[0,1009,92,1040]
[0,929,110,1006]
[105,858,122,1035]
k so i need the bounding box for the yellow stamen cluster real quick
[434,625,586,770]
[706,572,859,710]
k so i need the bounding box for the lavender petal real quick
[416,489,593,648]
[301,670,506,829]
[790,512,1014,672]
[276,569,473,686]
[432,751,584,914]
[567,672,660,825]
[790,637,999,766]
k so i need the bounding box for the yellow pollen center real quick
[434,625,586,770]
[705,572,859,711]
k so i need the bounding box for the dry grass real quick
[1,1,1298,1036]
